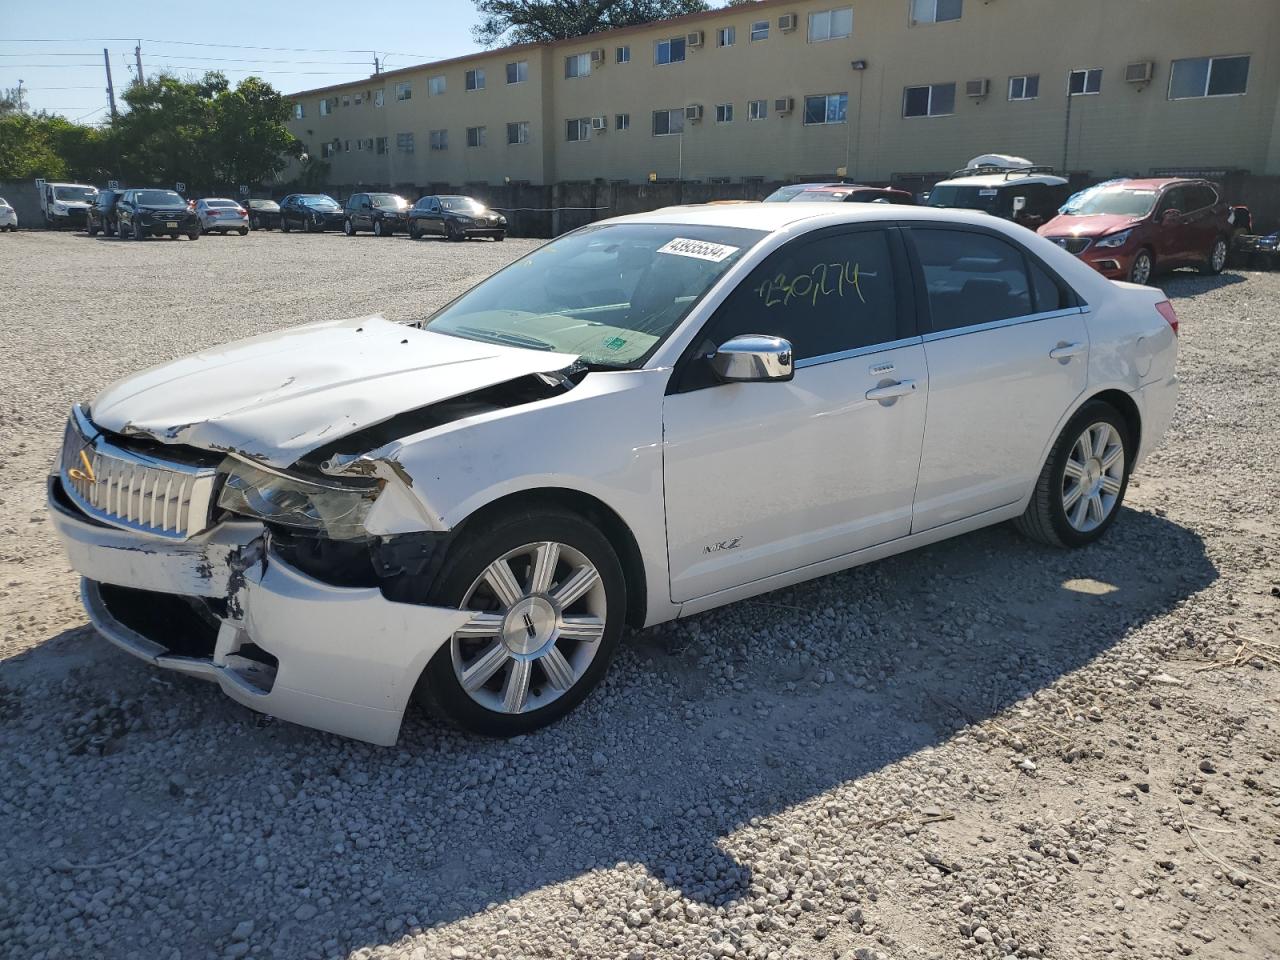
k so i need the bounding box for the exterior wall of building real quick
[284,0,1280,189]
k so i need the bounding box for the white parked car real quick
[49,205,1179,744]
[196,198,250,235]
[0,196,16,230]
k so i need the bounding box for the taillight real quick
[1155,300,1179,335]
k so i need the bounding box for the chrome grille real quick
[1050,236,1092,255]
[59,405,218,540]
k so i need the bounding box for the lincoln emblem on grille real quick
[68,449,97,484]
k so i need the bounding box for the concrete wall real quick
[0,180,43,227]
[285,0,1280,187]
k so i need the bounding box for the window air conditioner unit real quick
[590,48,606,64]
[774,96,794,114]
[685,103,704,122]
[965,78,990,98]
[687,30,704,47]
[591,115,609,131]
[1125,61,1154,83]
[778,13,798,32]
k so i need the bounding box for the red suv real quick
[1038,178,1232,285]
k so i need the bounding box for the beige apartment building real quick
[284,0,1280,189]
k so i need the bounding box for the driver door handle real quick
[865,379,917,401]
[1049,342,1086,361]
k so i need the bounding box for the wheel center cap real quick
[1084,458,1103,492]
[502,596,556,655]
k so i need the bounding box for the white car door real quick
[662,225,928,604]
[906,226,1089,532]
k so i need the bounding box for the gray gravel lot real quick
[0,230,1277,960]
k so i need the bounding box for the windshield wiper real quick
[455,326,557,352]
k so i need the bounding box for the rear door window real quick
[909,228,1034,332]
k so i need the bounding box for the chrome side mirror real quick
[710,335,794,383]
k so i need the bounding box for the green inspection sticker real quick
[602,336,627,351]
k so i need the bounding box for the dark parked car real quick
[343,192,410,236]
[244,199,281,230]
[115,189,200,241]
[279,194,345,232]
[407,195,507,241]
[926,166,1071,229]
[764,182,916,205]
[1038,178,1233,285]
[87,189,124,237]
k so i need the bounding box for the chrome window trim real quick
[794,335,924,369]
[920,306,1085,343]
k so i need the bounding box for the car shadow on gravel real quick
[1,508,1216,958]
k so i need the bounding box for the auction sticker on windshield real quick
[657,238,740,262]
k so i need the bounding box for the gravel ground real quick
[0,230,1277,960]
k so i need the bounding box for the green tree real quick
[473,0,709,46]
[209,76,303,186]
[0,113,67,179]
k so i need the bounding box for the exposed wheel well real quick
[1087,389,1141,459]
[456,489,649,628]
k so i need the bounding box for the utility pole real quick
[104,49,117,118]
[134,41,144,84]
[373,53,381,75]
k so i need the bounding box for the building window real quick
[748,98,767,120]
[465,69,485,91]
[395,81,412,101]
[356,138,363,151]
[717,26,735,47]
[429,75,446,96]
[652,108,685,136]
[293,103,304,119]
[655,37,687,65]
[715,103,734,123]
[1068,68,1102,95]
[374,89,384,107]
[429,129,447,151]
[565,53,591,78]
[342,139,350,152]
[396,132,414,153]
[319,98,331,117]
[466,126,487,148]
[507,121,530,145]
[808,7,853,42]
[375,136,388,155]
[616,112,630,131]
[616,45,631,63]
[911,0,962,23]
[903,82,956,116]
[750,20,769,41]
[566,118,591,141]
[1008,74,1039,100]
[1169,55,1250,99]
[804,92,848,124]
[354,92,363,105]
[342,94,350,107]
[506,60,529,84]
[321,142,333,159]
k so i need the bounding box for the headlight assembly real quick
[1095,229,1132,249]
[218,458,381,539]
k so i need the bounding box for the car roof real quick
[200,197,237,203]
[1104,177,1208,190]
[933,173,1068,187]
[611,202,1024,232]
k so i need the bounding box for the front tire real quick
[1201,236,1228,276]
[415,509,625,736]
[445,221,463,242]
[1014,401,1132,548]
[373,219,386,237]
[343,218,355,236]
[132,222,145,241]
[1128,249,1153,285]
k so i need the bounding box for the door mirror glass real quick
[1161,208,1182,225]
[710,335,794,383]
[1011,196,1027,213]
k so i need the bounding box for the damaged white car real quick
[50,204,1179,744]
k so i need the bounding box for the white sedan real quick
[0,196,16,230]
[49,204,1178,744]
[195,198,250,235]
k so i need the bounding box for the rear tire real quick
[281,218,291,233]
[1201,236,1228,276]
[133,222,145,241]
[414,508,625,737]
[1014,400,1132,548]
[187,230,200,240]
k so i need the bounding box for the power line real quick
[1,38,441,58]
[4,63,369,75]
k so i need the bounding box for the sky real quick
[0,0,497,121]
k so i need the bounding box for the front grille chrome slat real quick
[58,405,218,541]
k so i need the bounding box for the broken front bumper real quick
[49,478,472,745]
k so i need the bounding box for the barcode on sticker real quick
[657,238,740,262]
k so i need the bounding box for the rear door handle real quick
[865,379,917,401]
[1049,342,1085,361]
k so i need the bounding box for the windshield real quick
[369,193,408,209]
[135,190,185,207]
[53,185,97,202]
[439,196,485,213]
[763,185,816,202]
[249,200,279,211]
[424,223,766,367]
[301,195,340,210]
[926,184,1005,215]
[1060,186,1158,217]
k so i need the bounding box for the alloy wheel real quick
[1211,238,1228,273]
[450,541,607,715]
[1062,422,1125,533]
[1130,252,1152,285]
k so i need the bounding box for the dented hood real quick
[90,316,579,468]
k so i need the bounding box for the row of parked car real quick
[82,188,510,242]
